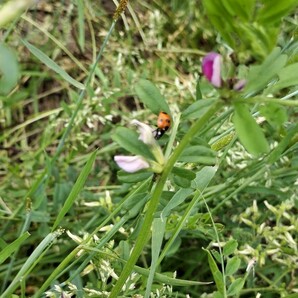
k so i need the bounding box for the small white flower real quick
[131,119,165,165]
[131,119,155,145]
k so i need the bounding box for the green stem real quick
[237,97,298,107]
[202,196,227,297]
[53,20,116,161]
[110,100,222,297]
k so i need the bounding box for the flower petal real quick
[131,119,156,145]
[202,52,222,88]
[233,79,246,91]
[131,119,165,166]
[114,155,150,173]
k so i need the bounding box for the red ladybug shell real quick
[154,112,171,139]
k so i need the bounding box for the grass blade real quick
[144,218,166,298]
[0,232,30,264]
[1,230,63,297]
[52,150,97,231]
[21,39,85,90]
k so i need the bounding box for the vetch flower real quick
[114,155,150,173]
[114,120,166,174]
[202,52,222,88]
[131,119,155,146]
[233,79,246,91]
[131,119,165,166]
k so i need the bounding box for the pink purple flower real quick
[114,155,150,173]
[202,52,222,88]
[233,79,246,91]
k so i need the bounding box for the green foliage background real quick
[0,0,297,297]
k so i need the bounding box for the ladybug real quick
[154,111,171,139]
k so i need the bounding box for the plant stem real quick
[237,96,298,107]
[203,196,227,297]
[110,100,222,297]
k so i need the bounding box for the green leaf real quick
[204,248,225,294]
[272,63,298,92]
[22,39,85,90]
[172,167,196,180]
[223,239,238,256]
[196,80,203,100]
[257,0,298,24]
[0,232,30,264]
[182,99,216,120]
[211,249,222,264]
[0,43,19,95]
[135,79,170,115]
[202,0,235,47]
[179,145,216,164]
[121,193,149,215]
[52,150,97,230]
[2,231,62,297]
[227,278,245,296]
[191,166,218,191]
[267,123,298,164]
[214,292,224,298]
[163,237,181,257]
[259,103,288,129]
[161,188,193,218]
[117,170,152,183]
[172,167,196,188]
[75,0,85,51]
[145,218,166,298]
[233,103,269,156]
[119,241,131,261]
[222,0,255,21]
[244,47,287,95]
[225,257,241,276]
[173,175,191,188]
[112,127,155,161]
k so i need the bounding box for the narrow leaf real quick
[257,0,298,24]
[268,123,298,164]
[223,239,238,256]
[179,145,216,163]
[0,232,30,264]
[112,127,155,161]
[196,80,202,100]
[225,257,241,276]
[244,47,287,95]
[117,170,152,183]
[259,103,288,129]
[233,103,269,156]
[145,218,166,298]
[191,166,218,191]
[22,39,85,90]
[52,150,97,230]
[135,79,170,115]
[227,278,245,296]
[182,98,216,120]
[272,63,298,92]
[204,248,225,294]
[76,0,85,51]
[2,231,62,297]
[0,43,19,95]
[161,188,193,218]
[172,167,196,180]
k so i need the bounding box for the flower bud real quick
[202,52,222,88]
